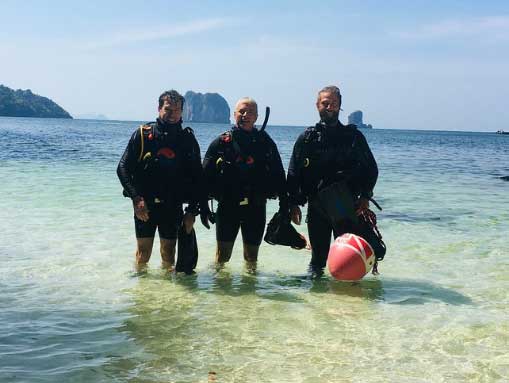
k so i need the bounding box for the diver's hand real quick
[356,197,370,215]
[183,212,195,234]
[133,197,149,222]
[199,201,216,229]
[290,205,302,225]
[200,208,212,229]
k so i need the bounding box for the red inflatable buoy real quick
[328,233,376,281]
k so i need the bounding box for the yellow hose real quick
[137,125,145,162]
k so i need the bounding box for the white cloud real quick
[83,18,229,50]
[397,16,509,41]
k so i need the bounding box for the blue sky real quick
[1,0,508,130]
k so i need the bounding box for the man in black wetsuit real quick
[203,97,288,270]
[117,90,211,272]
[287,85,379,276]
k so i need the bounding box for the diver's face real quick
[234,101,258,131]
[317,91,340,125]
[158,99,182,124]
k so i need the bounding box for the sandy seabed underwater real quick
[1,117,508,382]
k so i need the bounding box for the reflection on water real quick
[380,278,473,306]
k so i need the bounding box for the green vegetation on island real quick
[0,85,72,119]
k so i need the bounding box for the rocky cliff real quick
[348,110,372,129]
[0,85,72,119]
[183,91,230,124]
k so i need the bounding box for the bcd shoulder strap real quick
[300,125,323,167]
[182,126,195,136]
[256,129,274,160]
[137,123,156,162]
[303,125,320,143]
[219,130,241,160]
[219,128,273,163]
[344,124,359,151]
[180,126,199,158]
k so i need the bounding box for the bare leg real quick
[243,243,259,272]
[160,238,177,271]
[215,241,234,268]
[135,237,154,271]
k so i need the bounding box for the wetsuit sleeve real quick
[354,131,378,198]
[117,129,141,200]
[187,135,206,213]
[202,136,222,198]
[266,134,288,211]
[287,133,307,206]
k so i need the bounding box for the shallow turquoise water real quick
[1,117,508,382]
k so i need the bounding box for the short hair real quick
[235,97,258,114]
[317,85,342,106]
[158,90,185,110]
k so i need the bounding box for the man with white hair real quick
[203,97,288,270]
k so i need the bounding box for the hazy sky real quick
[1,0,508,130]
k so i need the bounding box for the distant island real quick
[75,113,109,120]
[348,110,372,129]
[183,91,230,124]
[0,85,72,119]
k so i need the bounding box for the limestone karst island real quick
[183,91,230,124]
[348,110,373,129]
[1,85,369,128]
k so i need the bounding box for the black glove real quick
[199,203,215,229]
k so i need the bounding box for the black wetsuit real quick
[117,118,205,239]
[203,126,287,246]
[287,121,378,271]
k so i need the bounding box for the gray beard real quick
[319,111,339,126]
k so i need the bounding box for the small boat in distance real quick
[496,130,508,134]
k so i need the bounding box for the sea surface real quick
[1,117,508,383]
